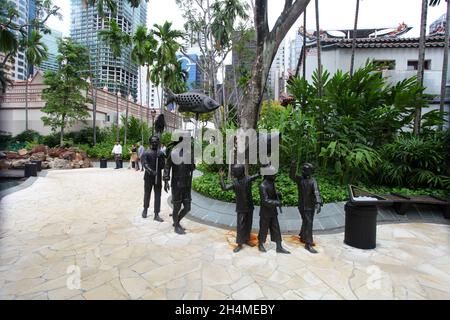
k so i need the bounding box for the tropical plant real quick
[377,132,450,189]
[41,39,91,146]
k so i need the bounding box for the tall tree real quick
[23,30,48,131]
[41,39,91,146]
[99,19,131,140]
[240,0,311,129]
[349,0,360,76]
[149,22,185,110]
[414,0,429,135]
[430,0,450,130]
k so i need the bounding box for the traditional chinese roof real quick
[316,36,450,50]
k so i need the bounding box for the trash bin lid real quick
[348,185,393,206]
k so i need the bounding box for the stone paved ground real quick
[1,168,450,300]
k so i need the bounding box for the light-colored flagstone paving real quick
[0,168,449,300]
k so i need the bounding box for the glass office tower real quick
[70,0,147,99]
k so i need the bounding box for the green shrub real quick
[0,131,12,150]
[13,130,42,143]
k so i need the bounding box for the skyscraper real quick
[39,29,62,73]
[70,0,147,99]
[4,0,36,81]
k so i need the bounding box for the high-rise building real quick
[177,53,204,90]
[70,0,147,99]
[267,41,287,100]
[39,29,62,73]
[4,0,36,81]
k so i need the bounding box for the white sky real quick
[48,0,447,40]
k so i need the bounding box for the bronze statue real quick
[258,173,290,254]
[142,136,166,222]
[290,161,323,254]
[163,137,196,235]
[219,165,259,253]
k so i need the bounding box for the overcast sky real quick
[48,0,447,40]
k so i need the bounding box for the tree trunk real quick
[239,0,310,130]
[315,0,323,98]
[60,115,65,147]
[439,0,450,130]
[349,0,360,77]
[414,0,428,135]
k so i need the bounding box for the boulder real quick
[74,152,83,162]
[11,159,29,169]
[45,156,54,162]
[51,159,71,170]
[31,145,47,154]
[18,149,28,156]
[59,150,76,160]
[6,152,20,159]
[83,159,92,168]
[0,159,11,170]
[42,161,51,170]
[48,148,63,157]
[30,152,46,161]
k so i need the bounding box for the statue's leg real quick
[171,189,184,234]
[236,212,246,245]
[299,209,306,240]
[153,184,163,222]
[258,214,269,252]
[303,210,317,253]
[271,215,290,254]
[142,181,152,218]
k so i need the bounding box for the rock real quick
[0,159,11,169]
[45,156,53,162]
[51,159,70,170]
[42,161,51,169]
[83,159,92,168]
[30,152,46,161]
[74,153,83,162]
[0,151,6,159]
[48,148,63,157]
[18,149,28,156]
[31,145,47,154]
[59,151,76,160]
[11,159,29,169]
[6,152,20,159]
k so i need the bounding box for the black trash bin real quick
[344,201,378,249]
[100,158,108,168]
[24,163,38,178]
[31,160,42,172]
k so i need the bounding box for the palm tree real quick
[99,19,131,140]
[150,22,185,111]
[415,0,429,135]
[23,30,48,131]
[349,0,360,77]
[430,0,450,130]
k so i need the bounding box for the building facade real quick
[39,29,63,73]
[0,72,182,136]
[70,0,147,99]
[4,0,36,82]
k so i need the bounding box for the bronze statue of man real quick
[142,136,166,222]
[258,173,290,254]
[219,165,259,253]
[290,161,323,254]
[163,138,195,235]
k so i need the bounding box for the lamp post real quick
[116,91,121,141]
[124,94,132,145]
[25,75,32,131]
[151,109,157,136]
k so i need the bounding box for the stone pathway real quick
[1,168,450,300]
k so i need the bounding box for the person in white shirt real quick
[111,141,123,169]
[138,142,145,172]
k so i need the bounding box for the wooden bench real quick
[384,193,450,219]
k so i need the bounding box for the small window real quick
[374,60,396,70]
[407,60,431,71]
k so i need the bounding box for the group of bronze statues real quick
[140,134,323,255]
[140,89,323,254]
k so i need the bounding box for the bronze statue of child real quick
[219,165,259,253]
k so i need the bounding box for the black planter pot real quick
[24,163,38,178]
[100,158,108,168]
[30,160,42,172]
